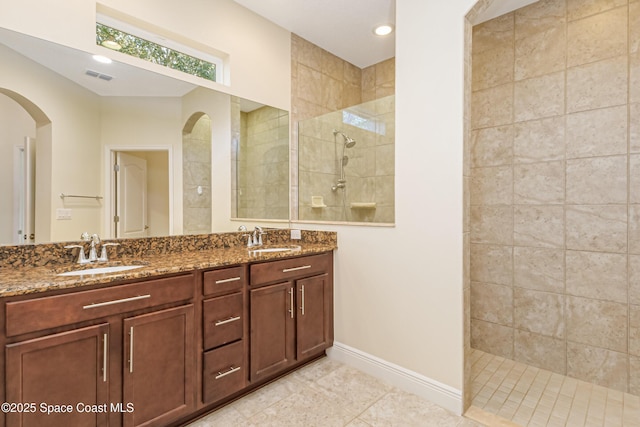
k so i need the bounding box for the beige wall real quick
[470,0,640,394]
[0,43,103,243]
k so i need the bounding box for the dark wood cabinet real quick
[249,253,333,383]
[1,251,333,427]
[5,323,110,427]
[122,305,195,427]
[249,281,296,381]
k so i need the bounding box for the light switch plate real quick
[56,208,72,220]
[290,229,301,240]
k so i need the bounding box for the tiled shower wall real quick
[183,114,211,235]
[235,105,289,219]
[290,33,395,220]
[469,0,640,394]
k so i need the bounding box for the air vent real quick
[85,69,113,81]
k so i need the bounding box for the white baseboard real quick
[327,341,463,415]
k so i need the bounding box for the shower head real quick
[333,129,357,148]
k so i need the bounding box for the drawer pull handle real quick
[129,326,134,373]
[300,285,305,316]
[83,294,151,309]
[215,316,241,326]
[215,366,241,380]
[289,287,294,319]
[215,276,241,284]
[282,265,311,273]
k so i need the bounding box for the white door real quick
[13,137,35,244]
[116,152,148,239]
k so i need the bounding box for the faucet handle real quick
[65,244,89,264]
[98,242,120,262]
[242,234,253,248]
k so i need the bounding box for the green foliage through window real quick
[96,23,216,82]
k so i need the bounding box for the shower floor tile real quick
[467,349,640,427]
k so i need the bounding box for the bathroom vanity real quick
[0,231,335,427]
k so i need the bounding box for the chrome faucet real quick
[253,226,265,246]
[88,234,100,262]
[98,242,120,262]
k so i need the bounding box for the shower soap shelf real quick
[311,196,327,208]
[350,202,376,209]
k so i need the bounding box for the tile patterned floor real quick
[187,357,484,427]
[468,349,640,427]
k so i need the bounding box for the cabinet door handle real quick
[215,276,241,284]
[300,285,305,315]
[215,316,241,326]
[83,294,151,309]
[103,333,108,383]
[288,287,294,319]
[215,366,241,380]
[129,326,134,374]
[282,265,311,273]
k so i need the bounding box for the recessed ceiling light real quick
[374,25,394,36]
[92,55,112,64]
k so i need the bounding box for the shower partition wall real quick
[297,95,395,224]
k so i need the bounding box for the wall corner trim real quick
[327,342,463,415]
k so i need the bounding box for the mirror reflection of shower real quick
[331,129,356,191]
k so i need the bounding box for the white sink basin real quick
[57,265,144,277]
[249,245,301,255]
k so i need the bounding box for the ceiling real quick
[233,0,396,69]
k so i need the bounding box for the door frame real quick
[103,145,174,239]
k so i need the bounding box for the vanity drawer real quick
[203,266,245,297]
[202,340,245,404]
[6,273,195,337]
[250,253,331,287]
[203,292,243,350]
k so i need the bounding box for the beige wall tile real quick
[631,51,640,104]
[471,166,513,206]
[566,56,628,113]
[514,161,565,204]
[471,282,514,325]
[515,25,566,81]
[566,156,627,204]
[631,305,640,356]
[473,12,514,54]
[631,356,640,395]
[515,0,567,38]
[471,125,514,167]
[567,7,627,67]
[632,2,640,54]
[567,342,628,392]
[567,0,627,21]
[630,156,640,203]
[514,205,564,248]
[566,106,627,158]
[514,72,565,122]
[514,288,565,338]
[473,45,515,91]
[471,244,513,286]
[471,319,514,359]
[627,205,640,254]
[566,205,627,253]
[566,296,627,352]
[514,247,564,293]
[514,329,566,373]
[513,117,565,163]
[631,255,640,305]
[471,205,514,245]
[566,250,627,303]
[472,83,514,129]
[632,104,640,153]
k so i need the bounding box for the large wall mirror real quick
[0,27,289,245]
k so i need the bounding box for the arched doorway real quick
[182,112,212,235]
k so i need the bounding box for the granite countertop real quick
[0,242,336,298]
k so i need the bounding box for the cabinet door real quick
[296,273,332,361]
[249,282,295,382]
[5,323,110,427]
[122,305,195,427]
